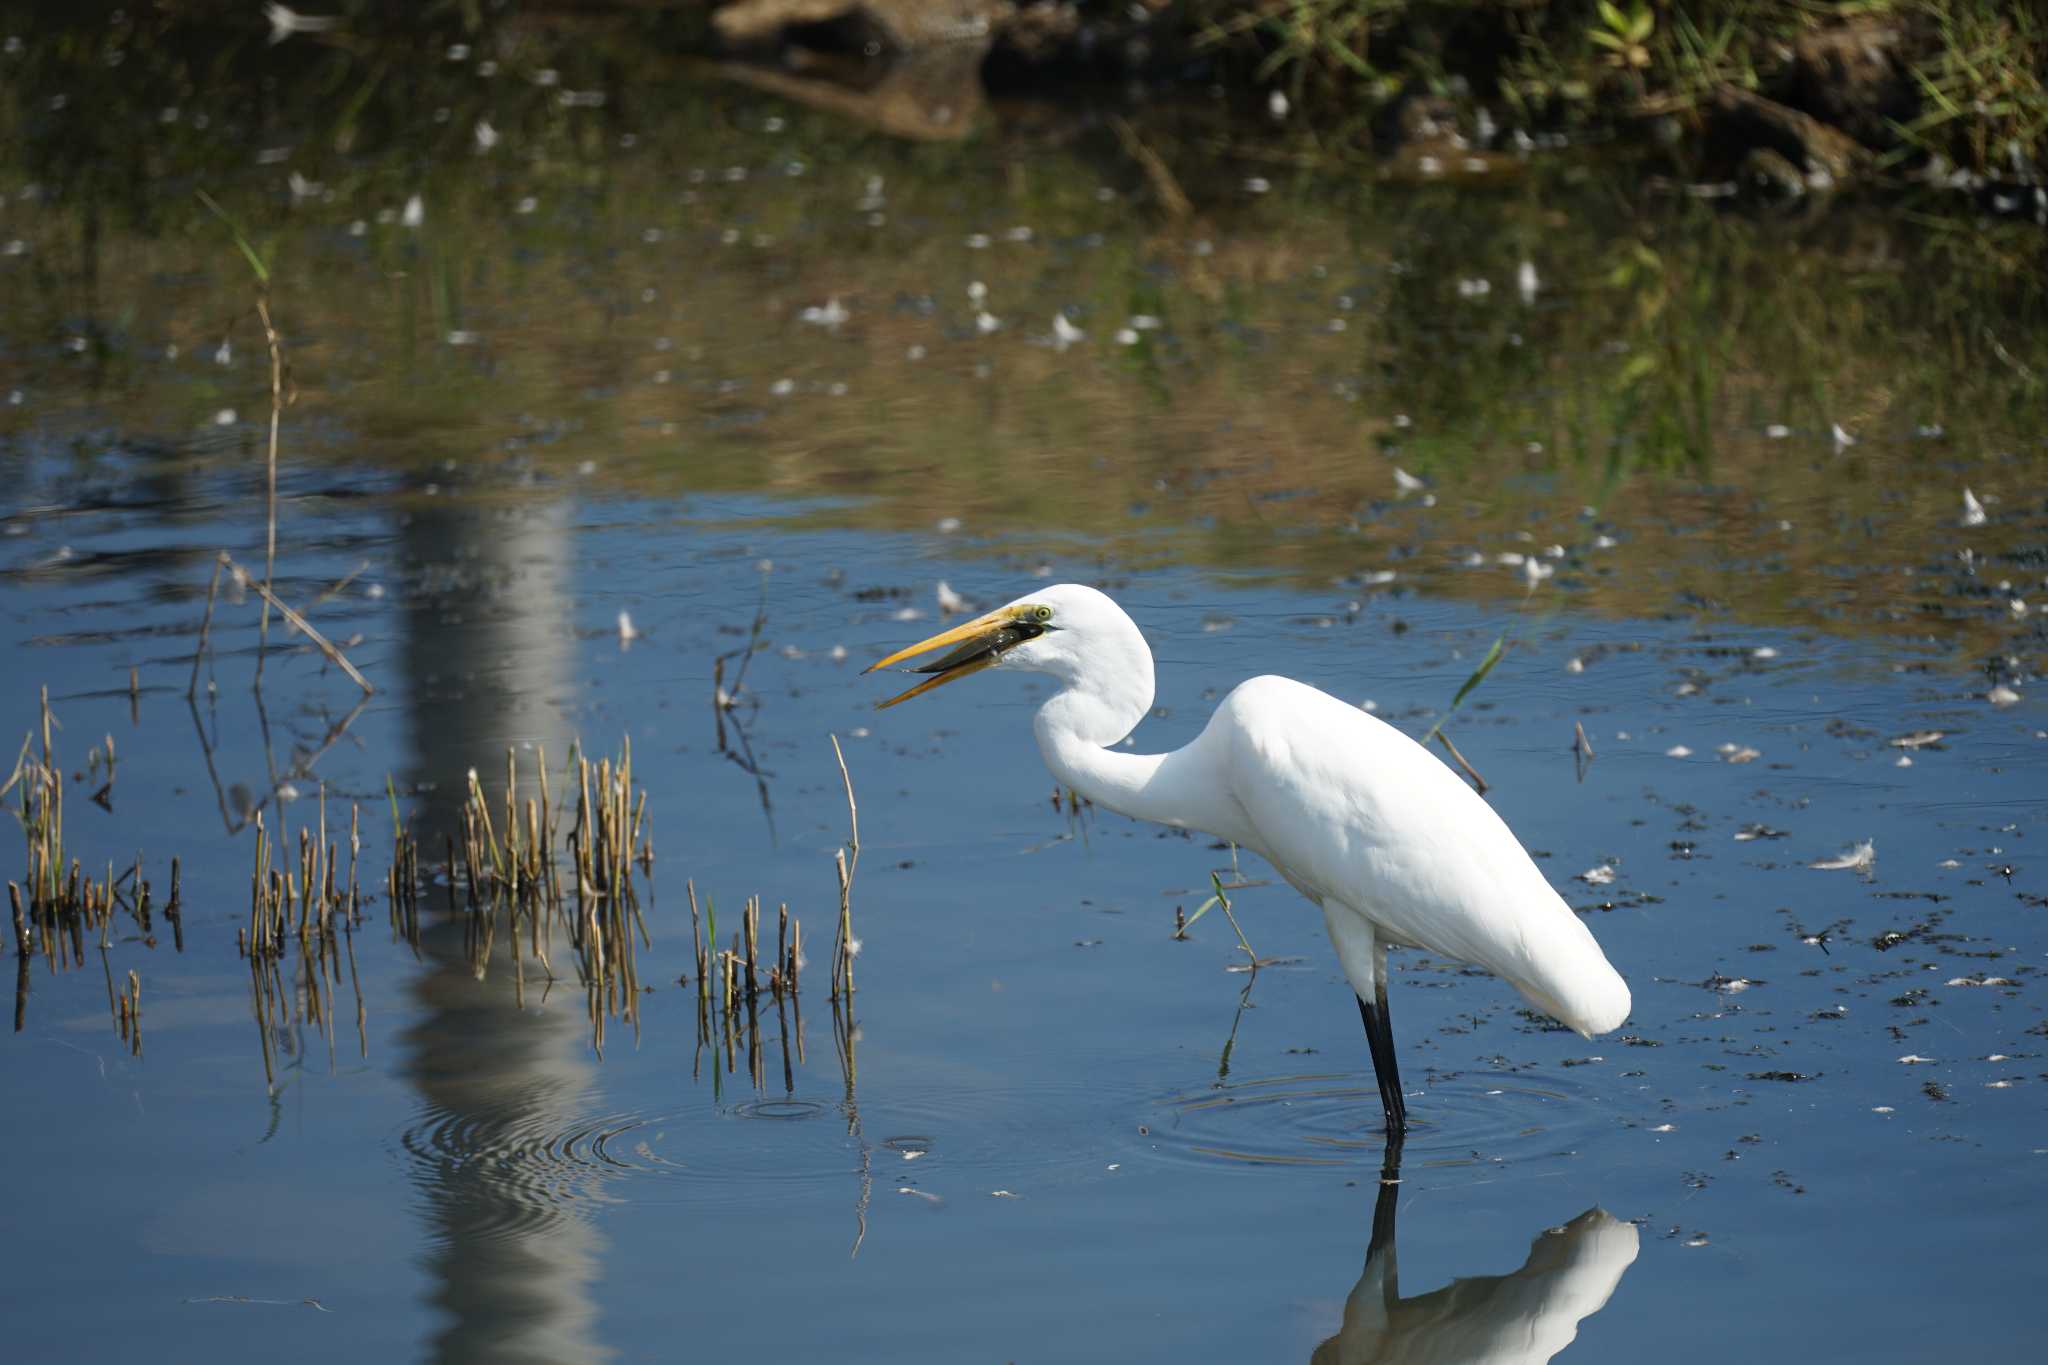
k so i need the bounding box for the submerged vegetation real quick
[10,684,862,1088]
[6,688,183,1042]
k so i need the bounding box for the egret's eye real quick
[1033,606,1053,622]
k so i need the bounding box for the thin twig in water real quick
[1184,872,1261,971]
[188,555,226,699]
[715,574,771,713]
[217,552,374,695]
[1572,720,1596,783]
[253,295,286,682]
[1209,872,1259,970]
[831,734,860,876]
[829,734,859,1002]
[1110,115,1192,218]
[1984,325,2039,386]
[308,561,370,611]
[1435,730,1488,794]
[195,190,285,683]
[1217,972,1257,1081]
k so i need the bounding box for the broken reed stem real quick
[166,857,183,952]
[831,733,860,875]
[789,916,801,995]
[216,551,374,695]
[253,294,284,679]
[1217,897,1258,969]
[347,805,359,923]
[830,734,859,1002]
[187,528,226,698]
[743,896,760,1003]
[309,560,369,611]
[1109,114,1192,218]
[1434,729,1488,795]
[831,850,853,1002]
[688,878,704,983]
[775,976,795,1093]
[125,969,141,1056]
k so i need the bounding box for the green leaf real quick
[1589,30,1627,51]
[194,189,270,284]
[1449,634,1505,711]
[1182,871,1233,932]
[1421,632,1508,747]
[1597,0,1628,34]
[1628,1,1656,43]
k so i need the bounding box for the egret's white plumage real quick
[866,583,1631,1128]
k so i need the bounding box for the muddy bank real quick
[716,0,2043,192]
[3,2,2041,190]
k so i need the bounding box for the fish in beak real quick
[863,606,1047,709]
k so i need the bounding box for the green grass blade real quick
[1449,634,1505,710]
[1422,632,1506,745]
[193,189,270,285]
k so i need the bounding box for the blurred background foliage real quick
[0,1,2041,655]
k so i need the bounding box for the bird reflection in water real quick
[1312,1139,1639,1365]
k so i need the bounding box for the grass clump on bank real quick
[1186,0,2047,174]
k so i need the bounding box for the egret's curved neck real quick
[1031,659,1240,838]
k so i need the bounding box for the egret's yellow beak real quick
[864,606,1041,709]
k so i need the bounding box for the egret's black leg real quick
[1356,990,1409,1135]
[1368,1127,1405,1277]
[1355,996,1389,1117]
[1375,972,1407,1131]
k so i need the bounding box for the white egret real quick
[865,584,1630,1133]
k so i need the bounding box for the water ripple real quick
[862,1075,1127,1184]
[394,1093,858,1238]
[1133,1066,1613,1173]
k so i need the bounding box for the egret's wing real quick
[1215,676,1627,1033]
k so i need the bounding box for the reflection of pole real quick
[396,492,611,1364]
